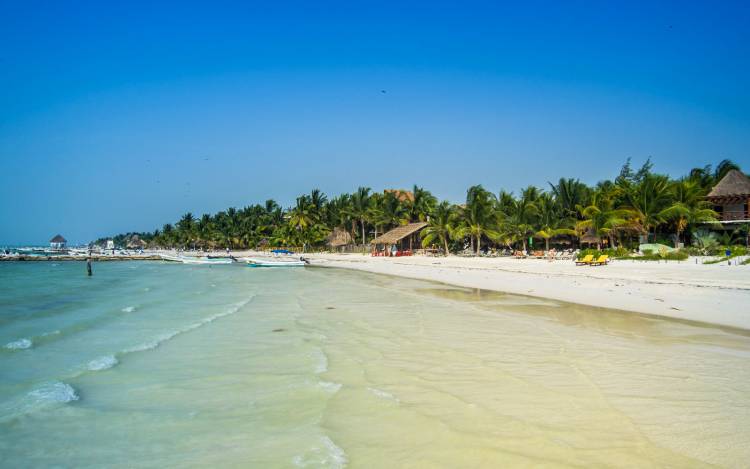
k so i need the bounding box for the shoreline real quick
[305,253,750,331]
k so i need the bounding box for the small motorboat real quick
[159,254,233,265]
[180,257,234,265]
[241,257,306,267]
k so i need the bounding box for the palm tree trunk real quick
[361,219,366,244]
[443,236,450,256]
[545,238,550,251]
[476,235,481,254]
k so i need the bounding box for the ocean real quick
[1,261,748,467]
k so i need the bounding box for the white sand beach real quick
[305,253,750,330]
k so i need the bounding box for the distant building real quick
[384,189,415,203]
[106,240,115,250]
[126,235,146,250]
[49,234,67,249]
[706,169,750,223]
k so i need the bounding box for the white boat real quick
[159,254,233,265]
[181,257,234,265]
[241,257,306,267]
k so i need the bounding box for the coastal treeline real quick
[101,159,746,253]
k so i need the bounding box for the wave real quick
[0,381,79,423]
[318,381,342,394]
[121,306,136,313]
[28,381,79,404]
[120,297,252,356]
[87,355,118,371]
[293,436,348,468]
[367,387,399,403]
[313,348,328,374]
[4,338,32,350]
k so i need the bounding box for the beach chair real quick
[590,255,609,266]
[575,254,594,265]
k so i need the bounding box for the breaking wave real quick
[0,381,79,423]
[4,338,32,350]
[121,306,136,313]
[293,436,348,468]
[121,297,252,356]
[87,355,119,371]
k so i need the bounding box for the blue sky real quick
[1,1,749,244]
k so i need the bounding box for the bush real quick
[576,247,630,260]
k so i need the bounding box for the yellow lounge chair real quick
[575,254,593,265]
[590,255,609,266]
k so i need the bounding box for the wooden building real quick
[326,228,354,252]
[49,234,67,250]
[370,222,428,256]
[706,169,750,223]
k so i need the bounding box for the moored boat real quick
[241,257,306,267]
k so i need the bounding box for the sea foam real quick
[121,306,136,313]
[88,355,119,371]
[121,298,252,355]
[318,381,342,394]
[4,338,32,350]
[293,436,348,468]
[28,381,79,404]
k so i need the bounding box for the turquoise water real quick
[1,261,749,467]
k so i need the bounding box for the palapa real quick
[326,228,354,247]
[707,170,750,202]
[370,222,428,245]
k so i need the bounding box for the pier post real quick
[87,258,92,276]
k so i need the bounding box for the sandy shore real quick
[304,253,750,331]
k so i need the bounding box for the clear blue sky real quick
[1,1,749,245]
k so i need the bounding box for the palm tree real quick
[625,173,671,241]
[420,201,455,255]
[659,179,717,247]
[348,187,371,244]
[177,213,196,248]
[576,192,634,250]
[454,185,500,254]
[713,159,741,183]
[498,188,539,252]
[535,193,575,251]
[406,185,437,222]
[549,178,590,219]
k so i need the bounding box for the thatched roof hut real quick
[706,170,750,222]
[707,170,750,201]
[371,222,428,245]
[326,228,353,248]
[127,235,146,249]
[384,189,415,203]
[579,229,601,245]
[49,234,67,249]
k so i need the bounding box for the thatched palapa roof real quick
[127,235,146,248]
[50,234,66,243]
[579,229,601,244]
[326,228,353,247]
[371,222,428,245]
[707,170,750,201]
[384,189,415,203]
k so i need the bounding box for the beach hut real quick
[370,222,428,256]
[384,189,415,203]
[126,235,146,250]
[579,229,602,249]
[326,228,354,252]
[706,169,750,223]
[49,234,67,249]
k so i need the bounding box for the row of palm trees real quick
[104,159,741,253]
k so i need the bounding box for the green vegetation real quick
[100,159,748,254]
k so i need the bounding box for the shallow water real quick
[1,261,748,467]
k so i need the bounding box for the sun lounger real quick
[575,254,594,265]
[589,255,609,266]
